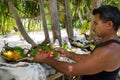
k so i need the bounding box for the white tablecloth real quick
[0,62,46,80]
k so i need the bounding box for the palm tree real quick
[38,0,50,45]
[49,0,62,46]
[7,0,37,47]
[64,0,74,39]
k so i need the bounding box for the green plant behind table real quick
[1,17,16,35]
[73,20,81,29]
[102,0,120,9]
[80,20,91,34]
[0,0,15,35]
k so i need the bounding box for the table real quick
[0,62,47,80]
[0,61,66,80]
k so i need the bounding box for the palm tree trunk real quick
[7,0,36,47]
[64,0,74,39]
[38,0,50,45]
[49,0,62,46]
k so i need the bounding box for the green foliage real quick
[1,0,120,35]
[80,20,91,34]
[12,46,25,57]
[0,0,12,34]
[73,20,81,29]
[61,43,68,49]
[30,47,40,57]
[102,0,120,9]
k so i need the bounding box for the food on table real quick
[2,46,25,60]
[30,45,58,58]
[36,50,54,58]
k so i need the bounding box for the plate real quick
[0,51,32,62]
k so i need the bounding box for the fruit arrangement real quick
[30,45,58,58]
[36,50,54,58]
[1,44,58,61]
[1,46,25,61]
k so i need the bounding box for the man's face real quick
[91,14,107,38]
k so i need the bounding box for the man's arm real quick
[33,47,113,76]
[56,48,90,62]
[66,51,90,62]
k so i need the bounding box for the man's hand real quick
[32,53,48,63]
[55,48,69,57]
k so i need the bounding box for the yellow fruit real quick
[4,51,13,59]
[4,50,22,60]
[13,50,22,59]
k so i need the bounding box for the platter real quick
[0,45,58,62]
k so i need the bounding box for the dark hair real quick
[92,5,120,31]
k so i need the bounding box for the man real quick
[33,5,120,80]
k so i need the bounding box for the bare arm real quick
[66,52,90,61]
[56,48,90,62]
[33,46,116,76]
[33,50,104,76]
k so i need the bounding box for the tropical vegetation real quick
[0,0,120,47]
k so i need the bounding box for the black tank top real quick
[81,39,120,80]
